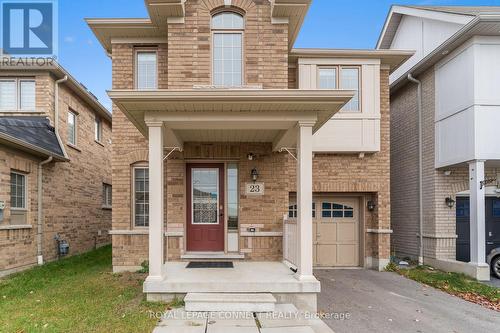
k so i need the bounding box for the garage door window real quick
[322,202,354,218]
[288,203,316,218]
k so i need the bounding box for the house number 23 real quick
[246,182,264,195]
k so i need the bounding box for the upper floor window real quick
[340,68,360,112]
[94,117,102,142]
[212,12,244,87]
[318,66,361,112]
[68,110,77,146]
[0,78,35,111]
[136,51,157,90]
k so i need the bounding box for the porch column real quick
[296,121,314,280]
[468,160,486,265]
[147,122,165,281]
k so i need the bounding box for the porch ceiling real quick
[108,89,354,150]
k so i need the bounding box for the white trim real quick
[111,37,166,44]
[366,228,393,234]
[0,224,32,230]
[240,231,283,237]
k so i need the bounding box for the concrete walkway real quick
[316,269,500,333]
[153,304,333,333]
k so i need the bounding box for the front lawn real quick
[389,264,500,312]
[0,245,170,332]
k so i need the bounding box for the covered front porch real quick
[109,89,353,309]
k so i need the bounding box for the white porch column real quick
[147,122,165,281]
[296,122,314,280]
[468,160,486,265]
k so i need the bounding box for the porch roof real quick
[108,89,354,150]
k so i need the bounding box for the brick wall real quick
[390,66,497,261]
[110,1,392,268]
[0,72,112,274]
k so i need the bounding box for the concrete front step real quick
[184,292,277,312]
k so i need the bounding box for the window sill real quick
[102,205,112,210]
[0,224,32,230]
[95,140,105,147]
[67,143,81,152]
[0,110,44,115]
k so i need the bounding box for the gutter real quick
[407,73,424,266]
[54,76,69,159]
[37,156,53,265]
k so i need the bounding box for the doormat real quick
[186,262,234,268]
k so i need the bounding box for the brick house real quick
[0,60,112,276]
[377,6,500,280]
[88,0,411,311]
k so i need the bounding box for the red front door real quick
[186,164,225,252]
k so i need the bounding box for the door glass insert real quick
[227,164,238,230]
[192,168,219,224]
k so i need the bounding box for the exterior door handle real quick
[487,242,494,245]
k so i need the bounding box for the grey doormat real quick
[186,261,234,268]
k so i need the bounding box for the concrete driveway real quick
[315,269,500,333]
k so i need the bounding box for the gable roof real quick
[0,117,67,161]
[376,5,499,49]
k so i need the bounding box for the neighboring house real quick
[378,5,500,280]
[0,60,112,276]
[87,0,411,311]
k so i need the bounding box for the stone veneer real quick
[0,72,112,275]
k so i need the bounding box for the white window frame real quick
[67,110,78,146]
[0,78,36,112]
[211,11,245,87]
[10,171,27,211]
[102,183,112,209]
[135,49,158,90]
[132,166,149,228]
[317,65,362,112]
[94,116,102,143]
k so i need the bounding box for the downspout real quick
[37,156,53,265]
[54,76,69,159]
[408,73,424,266]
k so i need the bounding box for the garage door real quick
[313,197,359,267]
[289,196,360,267]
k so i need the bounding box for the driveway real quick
[316,269,500,333]
[485,275,500,288]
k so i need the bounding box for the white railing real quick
[283,218,298,266]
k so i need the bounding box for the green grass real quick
[394,265,500,304]
[0,245,170,333]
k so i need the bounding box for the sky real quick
[57,0,500,110]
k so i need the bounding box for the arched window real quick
[211,11,244,87]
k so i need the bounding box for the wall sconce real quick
[367,201,376,212]
[247,153,255,161]
[445,196,456,208]
[251,168,259,182]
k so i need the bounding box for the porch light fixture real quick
[445,196,456,209]
[251,168,259,182]
[367,201,376,212]
[247,153,255,161]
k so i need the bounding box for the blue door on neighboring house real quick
[456,197,500,262]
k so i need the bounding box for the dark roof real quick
[0,117,65,159]
[406,6,500,16]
